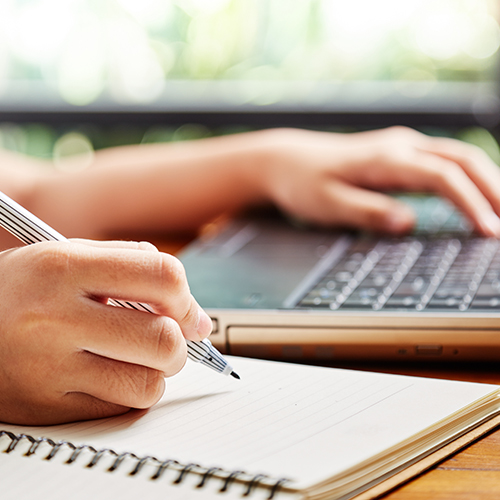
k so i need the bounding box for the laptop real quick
[179,195,500,362]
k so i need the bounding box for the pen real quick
[0,190,239,379]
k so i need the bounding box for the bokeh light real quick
[0,0,496,106]
[0,0,498,167]
[53,131,94,172]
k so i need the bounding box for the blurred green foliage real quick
[0,0,498,105]
[0,1,498,167]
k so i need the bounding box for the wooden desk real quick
[154,236,500,500]
[386,410,500,500]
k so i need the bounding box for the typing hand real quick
[258,126,500,237]
[0,239,212,425]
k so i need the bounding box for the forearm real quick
[28,131,273,238]
[0,149,52,249]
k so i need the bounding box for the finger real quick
[66,350,168,409]
[67,301,188,374]
[61,393,132,423]
[422,137,500,215]
[324,182,416,234]
[1,380,132,426]
[31,393,131,426]
[68,244,212,341]
[71,239,159,252]
[393,152,500,237]
[347,150,500,237]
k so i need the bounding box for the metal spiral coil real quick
[0,430,290,499]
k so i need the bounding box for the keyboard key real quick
[384,295,420,308]
[469,297,500,310]
[426,297,462,309]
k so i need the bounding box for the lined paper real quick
[4,356,498,490]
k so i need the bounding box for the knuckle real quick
[156,318,188,376]
[181,301,200,331]
[437,138,492,169]
[386,125,418,140]
[465,145,491,166]
[371,146,403,167]
[440,139,487,166]
[137,241,159,252]
[435,162,461,184]
[31,242,69,275]
[26,242,77,288]
[456,140,483,156]
[159,254,187,290]
[129,367,165,408]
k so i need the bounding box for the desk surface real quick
[154,235,500,500]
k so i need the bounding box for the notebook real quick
[1,356,500,500]
[179,195,500,362]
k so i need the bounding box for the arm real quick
[4,126,500,241]
[19,133,269,238]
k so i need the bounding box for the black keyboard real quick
[298,196,500,312]
[299,236,500,311]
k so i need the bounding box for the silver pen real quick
[0,190,239,379]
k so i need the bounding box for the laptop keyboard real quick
[298,196,500,312]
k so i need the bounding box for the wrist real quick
[234,128,298,201]
[221,129,282,206]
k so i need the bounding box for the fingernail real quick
[482,212,500,238]
[197,307,213,338]
[384,207,414,233]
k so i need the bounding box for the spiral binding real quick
[0,430,290,499]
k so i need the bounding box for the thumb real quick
[329,183,416,234]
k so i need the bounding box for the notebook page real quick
[3,356,498,490]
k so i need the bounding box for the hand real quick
[0,239,212,425]
[257,126,500,237]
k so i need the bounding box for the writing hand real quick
[0,239,212,425]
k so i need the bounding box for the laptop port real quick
[415,345,443,356]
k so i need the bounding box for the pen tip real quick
[230,371,240,380]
